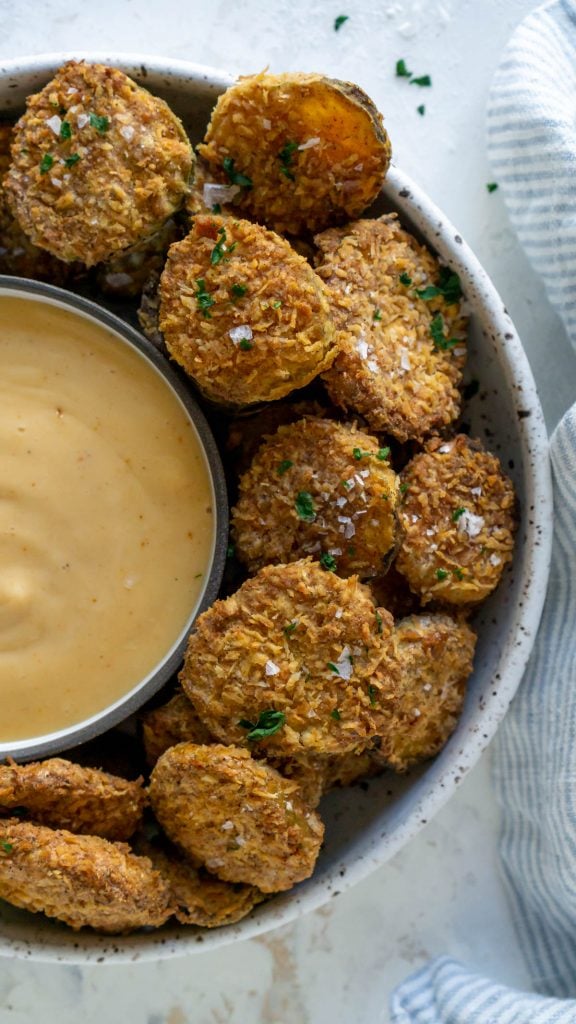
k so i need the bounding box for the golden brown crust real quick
[316,215,467,442]
[141,691,215,767]
[180,559,399,757]
[226,399,330,477]
[159,215,336,407]
[198,71,391,235]
[395,435,517,605]
[4,61,193,265]
[377,613,476,771]
[232,416,399,578]
[0,758,146,841]
[0,819,173,932]
[136,835,264,927]
[148,743,324,893]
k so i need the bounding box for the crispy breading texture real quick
[266,746,384,808]
[377,613,476,771]
[0,758,146,841]
[316,214,467,442]
[4,60,193,266]
[180,559,399,757]
[0,819,173,933]
[396,435,517,604]
[198,71,391,235]
[148,743,324,893]
[226,400,329,477]
[136,835,264,927]
[232,416,399,578]
[159,215,336,407]
[141,691,215,767]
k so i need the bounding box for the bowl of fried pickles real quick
[0,54,552,961]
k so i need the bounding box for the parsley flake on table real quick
[277,459,293,476]
[195,278,215,318]
[223,156,253,189]
[486,182,499,193]
[226,543,235,559]
[238,709,286,741]
[334,14,349,30]
[410,74,432,87]
[89,112,110,133]
[396,59,413,78]
[320,552,337,572]
[39,153,53,174]
[417,104,426,116]
[295,491,316,521]
[278,140,299,181]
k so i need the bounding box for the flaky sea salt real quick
[203,182,241,206]
[265,660,280,676]
[229,325,253,344]
[458,510,485,538]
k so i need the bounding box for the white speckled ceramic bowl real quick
[0,53,553,962]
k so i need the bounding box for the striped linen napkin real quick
[390,1,576,1020]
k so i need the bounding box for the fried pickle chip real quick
[396,435,517,605]
[0,758,146,841]
[180,559,399,757]
[4,61,193,266]
[232,417,399,578]
[149,743,324,893]
[198,71,391,235]
[141,691,215,767]
[316,214,467,442]
[378,613,476,771]
[159,215,336,407]
[226,399,329,477]
[0,819,173,933]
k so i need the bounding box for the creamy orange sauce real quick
[0,295,214,741]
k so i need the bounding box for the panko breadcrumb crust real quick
[377,613,476,772]
[198,71,391,235]
[141,691,215,767]
[159,214,336,407]
[0,758,146,841]
[148,743,324,893]
[180,559,399,757]
[396,435,517,604]
[0,819,173,933]
[316,214,467,442]
[232,416,400,578]
[4,61,193,266]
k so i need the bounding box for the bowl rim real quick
[0,53,553,962]
[0,276,229,761]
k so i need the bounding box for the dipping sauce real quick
[0,294,214,742]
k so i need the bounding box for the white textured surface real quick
[1,0,573,1020]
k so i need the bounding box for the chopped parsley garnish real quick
[230,283,247,298]
[377,447,390,461]
[0,841,13,854]
[430,313,458,351]
[416,284,442,301]
[272,300,282,309]
[283,621,298,636]
[452,506,466,522]
[320,552,337,572]
[211,226,236,266]
[64,153,80,167]
[238,709,286,741]
[239,339,252,351]
[399,482,409,494]
[277,459,293,476]
[212,203,222,213]
[436,568,449,581]
[486,182,499,193]
[373,307,382,321]
[226,543,235,559]
[417,268,462,305]
[342,479,352,490]
[368,684,377,705]
[195,278,215,318]
[39,153,54,174]
[417,104,426,116]
[89,112,110,133]
[327,662,340,674]
[278,140,299,181]
[353,447,371,460]
[334,14,349,30]
[295,491,315,521]
[410,75,432,87]
[222,156,253,189]
[453,567,465,580]
[396,59,412,78]
[375,610,383,634]
[60,120,72,140]
[331,709,342,720]
[399,271,412,286]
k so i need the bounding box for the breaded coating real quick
[180,559,399,757]
[141,691,215,767]
[232,417,400,578]
[323,746,385,790]
[137,835,264,927]
[378,613,476,771]
[267,747,383,807]
[395,435,517,605]
[0,758,145,841]
[226,399,329,477]
[198,71,391,235]
[159,215,336,407]
[0,123,74,282]
[96,216,182,298]
[149,743,324,893]
[316,214,467,442]
[0,819,173,933]
[4,61,193,266]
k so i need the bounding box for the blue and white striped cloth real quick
[390,2,576,1020]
